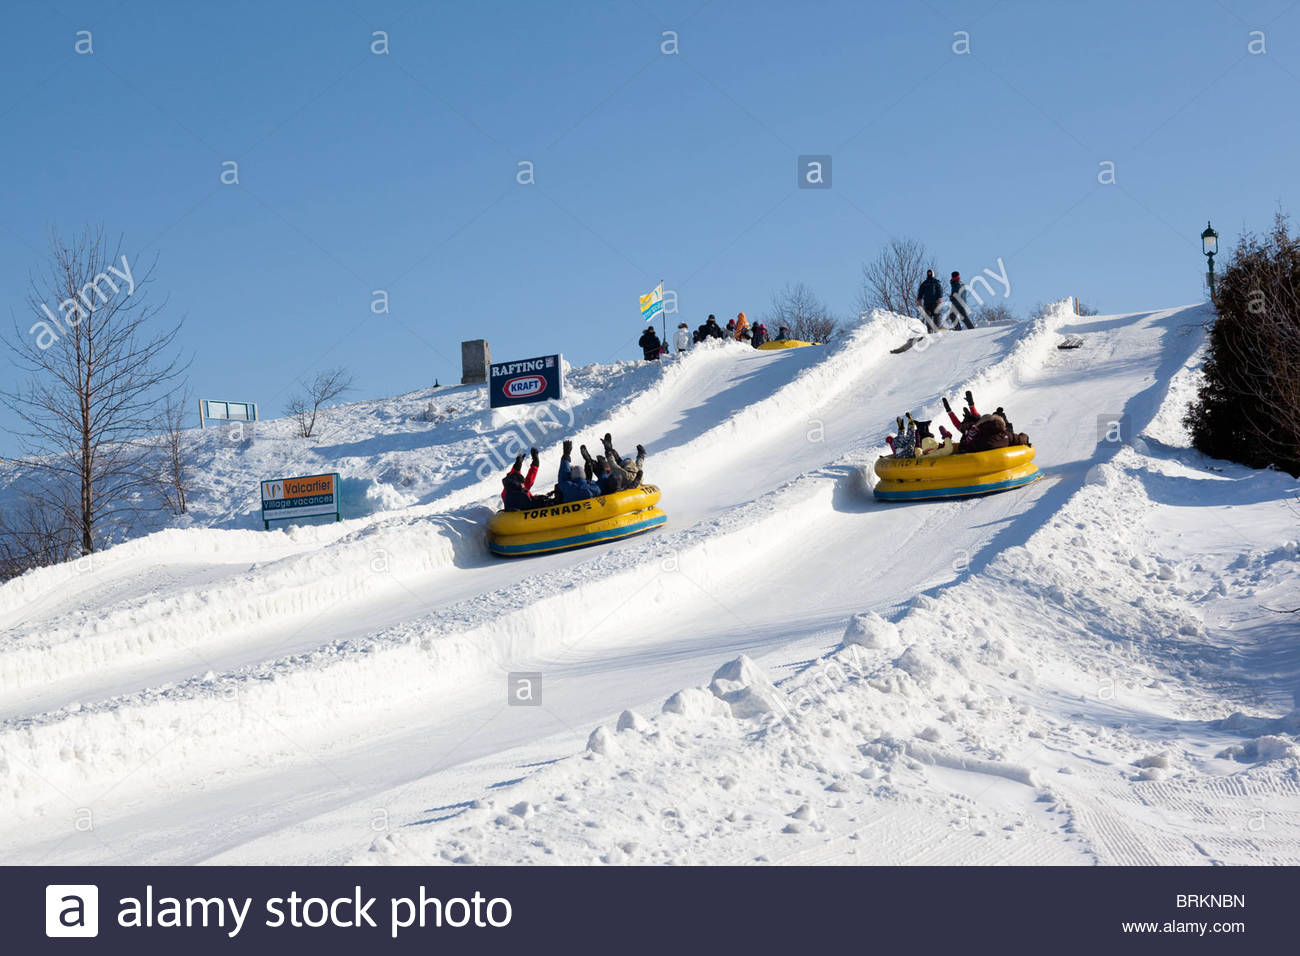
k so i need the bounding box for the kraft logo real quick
[504,375,546,398]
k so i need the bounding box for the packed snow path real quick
[3,302,1293,865]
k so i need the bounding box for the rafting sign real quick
[260,472,342,528]
[489,353,564,409]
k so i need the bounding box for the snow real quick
[1,300,1299,866]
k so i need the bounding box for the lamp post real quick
[1201,221,1219,297]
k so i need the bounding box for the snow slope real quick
[2,301,1297,866]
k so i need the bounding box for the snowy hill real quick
[2,301,1299,866]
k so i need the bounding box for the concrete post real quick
[461,339,491,385]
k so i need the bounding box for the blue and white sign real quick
[200,398,258,427]
[489,354,564,409]
[260,472,341,529]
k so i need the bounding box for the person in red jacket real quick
[942,391,1030,451]
[942,393,981,447]
[501,448,543,510]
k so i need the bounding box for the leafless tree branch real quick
[288,367,354,438]
[857,238,933,319]
[1,225,188,556]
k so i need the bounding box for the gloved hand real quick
[636,444,646,457]
[964,390,975,410]
[530,447,539,466]
[513,453,524,469]
[563,439,573,458]
[579,444,592,462]
[603,432,612,446]
[942,397,952,414]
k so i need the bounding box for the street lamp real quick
[1201,221,1219,297]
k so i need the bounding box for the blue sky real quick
[1,0,1296,452]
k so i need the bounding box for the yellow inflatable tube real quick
[488,485,666,557]
[873,446,1042,501]
[757,339,815,350]
[489,485,660,536]
[490,506,667,557]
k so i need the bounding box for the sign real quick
[260,472,341,529]
[639,283,663,323]
[488,354,564,409]
[200,398,258,427]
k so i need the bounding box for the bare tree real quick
[857,238,933,319]
[0,488,80,580]
[764,282,841,342]
[152,389,192,515]
[1026,301,1059,322]
[288,367,354,438]
[975,301,1018,324]
[2,226,186,556]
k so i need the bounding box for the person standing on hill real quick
[916,269,945,332]
[638,325,662,361]
[734,312,750,341]
[674,322,691,353]
[697,315,724,341]
[751,322,769,347]
[948,271,975,330]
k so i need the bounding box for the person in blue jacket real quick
[556,440,601,502]
[916,269,945,332]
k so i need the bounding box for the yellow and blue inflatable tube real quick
[488,485,666,557]
[873,446,1041,501]
[757,339,815,350]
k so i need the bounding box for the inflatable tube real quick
[874,445,1035,481]
[488,485,660,537]
[489,506,667,557]
[873,446,1041,501]
[757,339,814,350]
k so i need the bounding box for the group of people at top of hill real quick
[887,390,1030,458]
[638,313,793,360]
[501,434,647,510]
[916,269,976,334]
[689,312,792,348]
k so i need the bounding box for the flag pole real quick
[660,278,666,353]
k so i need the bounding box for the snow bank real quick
[0,468,848,820]
[357,382,1300,866]
[0,512,483,695]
